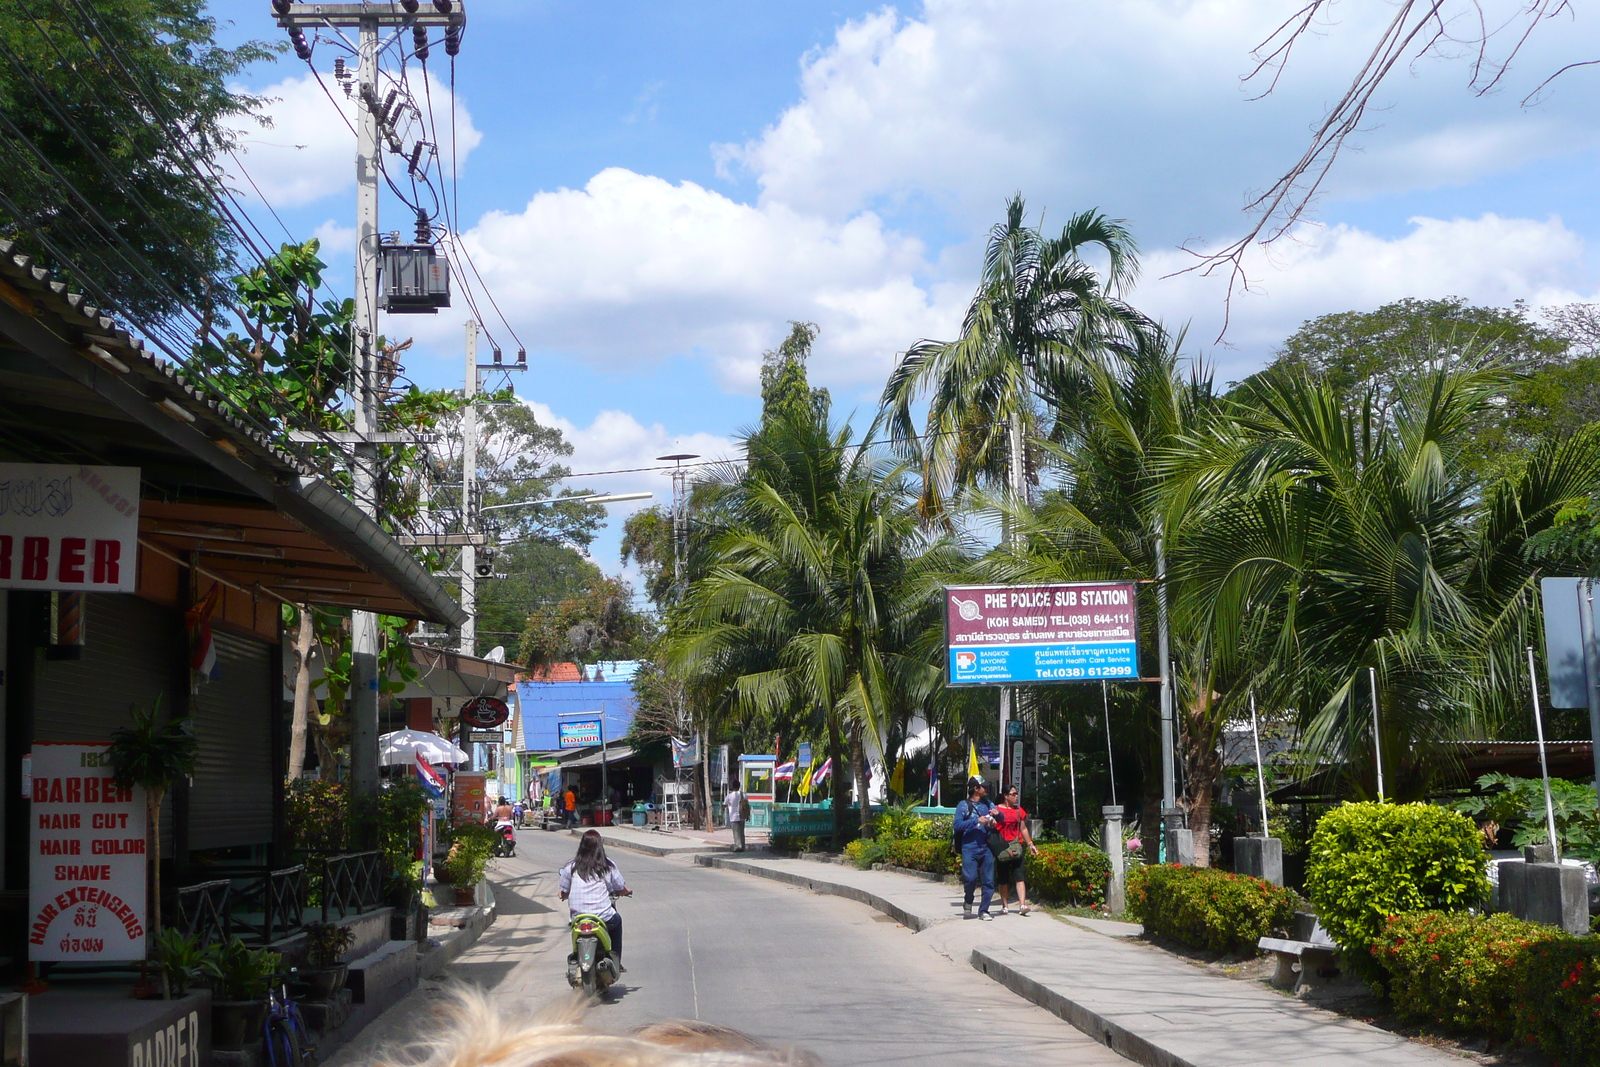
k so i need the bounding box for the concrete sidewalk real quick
[696,853,1462,1067]
[568,823,733,857]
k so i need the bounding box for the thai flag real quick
[774,760,797,781]
[185,584,221,682]
[810,758,833,786]
[415,754,447,798]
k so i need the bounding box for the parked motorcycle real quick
[493,820,516,858]
[566,908,620,998]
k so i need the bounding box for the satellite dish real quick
[485,645,506,663]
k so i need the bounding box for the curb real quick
[694,854,946,932]
[573,828,731,857]
[970,947,1185,1067]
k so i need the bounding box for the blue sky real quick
[208,1,1600,577]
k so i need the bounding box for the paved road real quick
[331,828,1132,1066]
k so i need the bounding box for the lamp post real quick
[657,453,706,827]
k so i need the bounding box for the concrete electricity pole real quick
[273,0,466,797]
[460,320,479,657]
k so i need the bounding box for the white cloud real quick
[1140,213,1596,379]
[433,167,962,392]
[310,219,355,257]
[719,1,1600,242]
[225,70,481,209]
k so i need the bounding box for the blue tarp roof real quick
[516,680,636,752]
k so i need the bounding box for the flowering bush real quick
[1371,911,1559,1036]
[1509,936,1600,1060]
[1305,802,1488,968]
[883,838,957,875]
[1026,843,1111,907]
[1126,864,1300,955]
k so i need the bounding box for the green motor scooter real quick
[566,912,620,998]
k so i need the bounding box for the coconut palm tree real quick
[878,194,1155,518]
[669,407,957,845]
[1169,359,1600,798]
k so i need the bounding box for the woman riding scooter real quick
[559,830,632,971]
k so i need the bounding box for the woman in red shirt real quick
[993,786,1040,914]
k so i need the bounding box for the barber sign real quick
[29,743,148,961]
[0,463,139,592]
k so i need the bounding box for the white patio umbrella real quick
[378,729,470,766]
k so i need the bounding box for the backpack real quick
[953,799,987,852]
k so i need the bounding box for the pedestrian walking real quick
[564,785,579,828]
[724,781,747,851]
[954,777,997,920]
[992,786,1039,915]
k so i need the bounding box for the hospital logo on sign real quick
[955,651,977,673]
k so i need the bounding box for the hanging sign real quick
[796,741,813,768]
[0,464,139,592]
[459,695,509,729]
[557,720,602,748]
[945,581,1138,686]
[28,742,147,962]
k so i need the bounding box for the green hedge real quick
[1371,911,1560,1038]
[883,839,957,875]
[1511,936,1600,1061]
[1126,864,1299,955]
[1305,802,1488,962]
[1027,843,1111,908]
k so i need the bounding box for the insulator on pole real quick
[433,0,454,12]
[413,24,430,60]
[401,0,419,11]
[516,348,526,368]
[444,13,463,55]
[380,88,399,125]
[272,0,292,13]
[415,210,430,243]
[333,57,346,80]
[492,348,503,366]
[407,141,425,174]
[289,27,312,61]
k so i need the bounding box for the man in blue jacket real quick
[955,777,997,920]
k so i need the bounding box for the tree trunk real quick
[851,724,871,837]
[289,607,314,780]
[700,727,713,831]
[828,717,845,848]
[148,787,164,942]
[1179,688,1224,868]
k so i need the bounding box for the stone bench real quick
[1258,936,1339,995]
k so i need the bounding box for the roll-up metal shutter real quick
[188,629,273,850]
[33,594,183,855]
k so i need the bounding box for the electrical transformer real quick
[379,244,450,313]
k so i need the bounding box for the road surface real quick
[331,828,1133,1066]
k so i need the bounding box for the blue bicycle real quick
[264,971,315,1067]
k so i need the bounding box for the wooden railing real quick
[173,879,232,947]
[320,851,384,922]
[228,865,306,945]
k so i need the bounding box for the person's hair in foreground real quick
[361,984,822,1067]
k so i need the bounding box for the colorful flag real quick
[415,754,447,798]
[774,760,797,781]
[796,762,812,797]
[968,741,981,781]
[890,758,905,796]
[186,584,221,685]
[810,758,833,787]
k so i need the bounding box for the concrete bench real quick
[1258,936,1340,995]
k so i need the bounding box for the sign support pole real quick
[1580,580,1600,802]
[1527,646,1561,861]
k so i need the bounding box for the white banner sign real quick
[29,742,148,962]
[0,464,139,592]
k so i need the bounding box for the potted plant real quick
[108,697,199,951]
[153,928,219,1001]
[210,937,281,1051]
[438,824,495,905]
[302,921,356,999]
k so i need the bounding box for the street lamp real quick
[481,491,652,513]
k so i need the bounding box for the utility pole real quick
[1000,410,1027,796]
[273,0,466,797]
[460,320,479,657]
[1156,523,1178,862]
[659,453,703,824]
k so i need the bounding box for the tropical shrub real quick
[883,839,957,875]
[1126,864,1299,955]
[844,837,889,869]
[770,834,829,853]
[1305,803,1488,962]
[1026,843,1111,907]
[214,936,283,1002]
[1510,936,1600,1060]
[872,805,924,843]
[438,823,496,888]
[915,814,953,843]
[1370,911,1558,1037]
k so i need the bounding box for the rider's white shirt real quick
[559,860,626,920]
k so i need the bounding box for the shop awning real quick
[400,643,522,699]
[562,744,639,769]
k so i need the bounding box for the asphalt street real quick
[331,827,1133,1066]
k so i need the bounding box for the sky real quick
[205,0,1600,581]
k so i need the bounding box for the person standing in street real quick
[564,785,579,828]
[954,777,997,920]
[992,786,1040,915]
[724,781,747,852]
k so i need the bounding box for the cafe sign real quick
[29,742,147,962]
[0,463,139,592]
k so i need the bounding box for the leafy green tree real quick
[879,195,1154,517]
[0,0,274,318]
[518,572,650,671]
[1172,360,1600,799]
